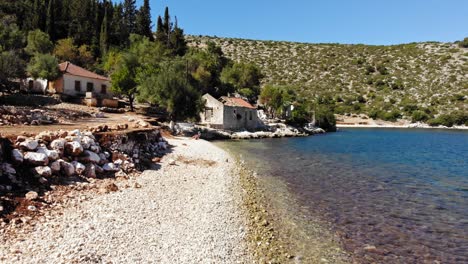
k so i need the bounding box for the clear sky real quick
[134,0,468,45]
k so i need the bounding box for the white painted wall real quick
[21,78,48,93]
[62,74,111,97]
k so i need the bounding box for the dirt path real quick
[0,138,251,263]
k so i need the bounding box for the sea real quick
[216,128,468,263]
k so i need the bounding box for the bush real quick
[382,110,401,121]
[458,37,468,48]
[411,110,430,122]
[315,106,336,132]
[427,111,468,127]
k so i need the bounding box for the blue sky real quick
[134,0,468,45]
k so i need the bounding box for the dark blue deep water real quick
[219,128,468,263]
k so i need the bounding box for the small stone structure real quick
[200,93,263,131]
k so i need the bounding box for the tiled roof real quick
[219,96,256,109]
[59,62,110,81]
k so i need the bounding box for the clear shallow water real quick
[218,128,468,263]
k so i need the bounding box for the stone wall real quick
[0,128,167,197]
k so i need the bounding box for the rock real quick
[50,139,66,152]
[85,164,97,178]
[133,182,141,188]
[168,159,176,165]
[38,177,48,184]
[72,161,86,175]
[16,136,27,142]
[24,152,49,166]
[95,165,104,174]
[36,147,59,161]
[102,183,119,193]
[27,205,37,211]
[36,131,52,142]
[90,145,100,153]
[115,170,128,179]
[50,160,61,174]
[11,149,24,164]
[69,129,81,136]
[19,140,38,151]
[1,163,16,174]
[81,136,95,149]
[61,161,75,176]
[65,141,83,156]
[25,191,39,200]
[103,163,119,172]
[33,166,52,177]
[81,150,101,163]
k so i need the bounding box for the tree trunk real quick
[129,94,134,112]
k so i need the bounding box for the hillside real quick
[187,36,467,122]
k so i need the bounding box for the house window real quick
[249,111,253,120]
[86,82,93,92]
[101,84,107,94]
[205,107,213,120]
[28,80,34,90]
[74,81,81,91]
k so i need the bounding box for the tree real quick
[110,52,139,111]
[135,0,153,40]
[220,62,262,103]
[137,59,204,121]
[25,30,53,55]
[54,38,78,63]
[123,0,137,35]
[0,51,26,93]
[46,0,56,41]
[155,7,187,56]
[315,105,337,132]
[27,53,60,88]
[100,2,109,55]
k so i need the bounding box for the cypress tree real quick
[46,0,55,41]
[135,0,153,40]
[163,7,170,37]
[155,16,165,43]
[100,1,109,55]
[123,0,137,34]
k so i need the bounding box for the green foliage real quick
[155,7,187,56]
[110,51,139,111]
[0,51,26,92]
[220,62,262,102]
[411,110,430,122]
[259,84,296,118]
[135,0,153,41]
[458,37,468,48]
[315,106,337,132]
[25,30,53,55]
[27,53,60,81]
[428,111,468,127]
[54,38,78,62]
[137,59,204,121]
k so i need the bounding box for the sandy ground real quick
[0,138,251,263]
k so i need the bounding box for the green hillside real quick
[187,36,467,122]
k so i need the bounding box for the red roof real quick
[220,96,256,109]
[59,62,110,81]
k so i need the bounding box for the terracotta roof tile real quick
[220,96,256,109]
[59,62,110,81]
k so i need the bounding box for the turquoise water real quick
[219,128,468,263]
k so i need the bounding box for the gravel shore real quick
[0,138,251,263]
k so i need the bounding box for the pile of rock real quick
[0,106,57,126]
[0,128,168,193]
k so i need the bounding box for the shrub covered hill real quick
[187,35,467,124]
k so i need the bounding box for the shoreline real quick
[337,124,468,130]
[0,137,252,263]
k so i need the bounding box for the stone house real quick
[49,62,111,96]
[200,93,262,131]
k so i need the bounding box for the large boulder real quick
[103,163,119,172]
[81,136,95,150]
[37,147,59,161]
[50,138,66,153]
[11,149,24,164]
[72,161,86,175]
[24,152,49,166]
[34,166,52,177]
[85,164,97,178]
[65,141,83,156]
[81,150,101,164]
[50,160,61,174]
[61,160,75,176]
[19,139,38,151]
